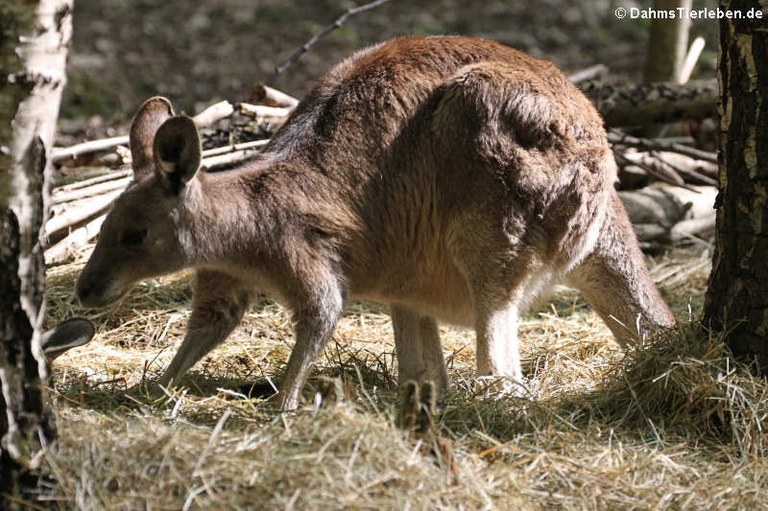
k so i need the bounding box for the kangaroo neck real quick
[181,162,313,271]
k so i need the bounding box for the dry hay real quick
[32,243,768,510]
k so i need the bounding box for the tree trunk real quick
[643,0,694,83]
[704,1,768,369]
[0,0,72,503]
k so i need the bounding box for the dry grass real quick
[35,243,768,510]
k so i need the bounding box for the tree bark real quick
[704,0,768,369]
[0,0,72,503]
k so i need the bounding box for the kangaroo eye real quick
[119,228,147,246]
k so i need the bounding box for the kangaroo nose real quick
[76,272,126,308]
[76,281,92,305]
[76,277,98,307]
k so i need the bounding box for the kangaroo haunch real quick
[76,36,675,410]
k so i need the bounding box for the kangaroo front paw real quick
[275,389,301,411]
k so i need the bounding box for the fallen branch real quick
[46,139,272,255]
[52,135,130,163]
[669,215,716,242]
[51,176,132,205]
[54,169,131,193]
[202,146,266,170]
[617,149,718,189]
[584,79,717,128]
[52,100,239,164]
[609,130,718,164]
[192,100,235,127]
[618,184,717,244]
[45,214,106,265]
[649,151,718,186]
[568,64,609,84]
[202,139,270,158]
[239,103,293,121]
[615,151,688,189]
[46,190,121,239]
[251,85,299,109]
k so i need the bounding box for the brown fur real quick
[76,36,675,409]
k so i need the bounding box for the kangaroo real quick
[76,36,675,410]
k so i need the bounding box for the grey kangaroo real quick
[76,36,675,409]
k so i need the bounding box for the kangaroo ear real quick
[41,318,95,362]
[130,97,175,180]
[153,116,201,194]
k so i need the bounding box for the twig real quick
[270,0,394,80]
[568,64,608,84]
[608,130,718,164]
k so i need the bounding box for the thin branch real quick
[270,0,393,81]
[55,169,131,192]
[568,64,609,84]
[615,151,692,191]
[679,36,706,85]
[45,214,106,266]
[649,150,718,186]
[608,130,718,164]
[51,176,132,205]
[201,139,270,158]
[52,100,238,164]
[52,135,129,163]
[202,146,267,170]
[46,190,121,238]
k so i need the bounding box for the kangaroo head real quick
[77,97,202,308]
